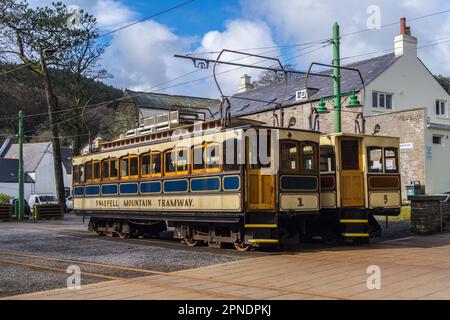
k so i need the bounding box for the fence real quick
[32,204,64,220]
[0,204,13,221]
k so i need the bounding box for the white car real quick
[28,194,58,209]
[65,195,73,212]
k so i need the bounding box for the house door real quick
[340,138,364,207]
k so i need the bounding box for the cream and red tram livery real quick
[317,133,402,243]
[72,117,321,250]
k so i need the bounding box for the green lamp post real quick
[332,22,342,133]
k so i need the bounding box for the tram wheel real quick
[118,232,129,239]
[184,238,199,247]
[95,230,105,236]
[234,241,251,252]
[322,233,340,245]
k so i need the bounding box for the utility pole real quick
[332,22,342,133]
[18,110,24,220]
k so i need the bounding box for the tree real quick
[252,64,298,88]
[0,1,100,205]
[54,7,112,155]
[435,74,450,94]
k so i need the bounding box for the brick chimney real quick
[238,74,254,93]
[394,17,417,58]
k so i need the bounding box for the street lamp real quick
[346,91,363,108]
[316,100,330,114]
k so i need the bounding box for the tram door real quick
[339,138,364,207]
[246,133,275,210]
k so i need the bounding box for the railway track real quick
[0,250,167,281]
[12,224,276,256]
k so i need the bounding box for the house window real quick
[433,135,442,145]
[372,91,393,109]
[436,100,447,116]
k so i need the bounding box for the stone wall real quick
[410,195,450,233]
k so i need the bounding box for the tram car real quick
[72,111,322,251]
[316,133,401,244]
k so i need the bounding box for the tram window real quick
[85,162,92,181]
[141,153,151,176]
[150,153,161,175]
[93,161,100,180]
[120,157,128,178]
[165,150,176,174]
[206,145,220,170]
[248,132,271,169]
[192,146,205,172]
[223,138,240,171]
[281,141,298,172]
[341,140,360,170]
[79,165,85,183]
[177,148,189,173]
[320,146,335,172]
[130,157,138,176]
[110,159,118,178]
[301,142,317,172]
[73,166,79,184]
[384,148,398,173]
[102,160,110,179]
[368,147,383,173]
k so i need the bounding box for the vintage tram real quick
[317,133,401,244]
[72,112,322,250]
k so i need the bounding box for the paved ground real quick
[7,232,450,300]
[0,214,415,299]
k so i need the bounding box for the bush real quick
[0,193,12,204]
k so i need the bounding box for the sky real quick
[28,0,450,98]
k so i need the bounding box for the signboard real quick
[425,146,432,160]
[400,143,413,150]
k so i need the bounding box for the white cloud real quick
[241,0,450,74]
[92,0,136,30]
[102,20,194,92]
[194,19,280,96]
[102,19,279,98]
[29,0,136,30]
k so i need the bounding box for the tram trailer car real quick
[316,133,402,244]
[72,118,322,251]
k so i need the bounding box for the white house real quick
[1,141,73,198]
[0,158,34,200]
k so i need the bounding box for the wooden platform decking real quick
[6,234,450,300]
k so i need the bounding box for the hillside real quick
[0,64,124,147]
